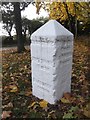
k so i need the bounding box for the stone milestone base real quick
[31,20,73,104]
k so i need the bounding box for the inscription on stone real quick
[31,20,73,104]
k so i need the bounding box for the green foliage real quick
[29,111,42,118]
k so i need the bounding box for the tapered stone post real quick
[31,20,74,104]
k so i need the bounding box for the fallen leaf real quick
[0,73,3,79]
[8,102,13,107]
[28,102,37,109]
[63,92,71,99]
[25,89,32,96]
[61,98,70,103]
[48,110,56,118]
[4,64,9,69]
[39,100,48,108]
[4,96,9,101]
[49,110,55,114]
[72,74,77,81]
[83,103,90,118]
[83,110,90,118]
[2,111,12,119]
[63,93,76,103]
[3,102,13,109]
[78,96,85,103]
[24,65,27,69]
[9,85,18,93]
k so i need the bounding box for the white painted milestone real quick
[31,20,74,104]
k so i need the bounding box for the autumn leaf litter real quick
[2,36,90,119]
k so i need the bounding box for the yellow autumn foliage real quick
[49,2,90,23]
[35,1,90,24]
[39,100,48,108]
[29,102,36,108]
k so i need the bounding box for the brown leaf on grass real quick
[2,111,12,119]
[2,37,90,118]
[24,65,27,69]
[48,110,56,118]
[28,102,36,108]
[79,75,85,81]
[72,74,77,80]
[83,103,90,118]
[25,88,32,96]
[3,102,13,109]
[0,73,3,79]
[39,100,48,108]
[25,80,30,84]
[9,85,18,93]
[3,64,9,69]
[83,110,90,118]
[48,110,55,116]
[61,93,77,103]
[78,96,85,103]
[63,92,72,99]
[4,96,9,101]
[4,86,10,92]
[7,102,13,108]
[61,97,71,103]
[28,101,40,110]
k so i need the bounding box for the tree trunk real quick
[63,3,72,32]
[14,2,25,53]
[8,31,13,44]
[8,31,12,38]
[75,17,77,39]
[74,3,77,39]
[23,29,27,44]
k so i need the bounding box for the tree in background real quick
[1,2,32,52]
[22,17,29,44]
[13,2,25,52]
[35,2,90,37]
[21,17,48,43]
[13,2,33,52]
[49,2,90,36]
[1,1,48,48]
[2,2,14,42]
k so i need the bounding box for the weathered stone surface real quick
[31,20,74,104]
